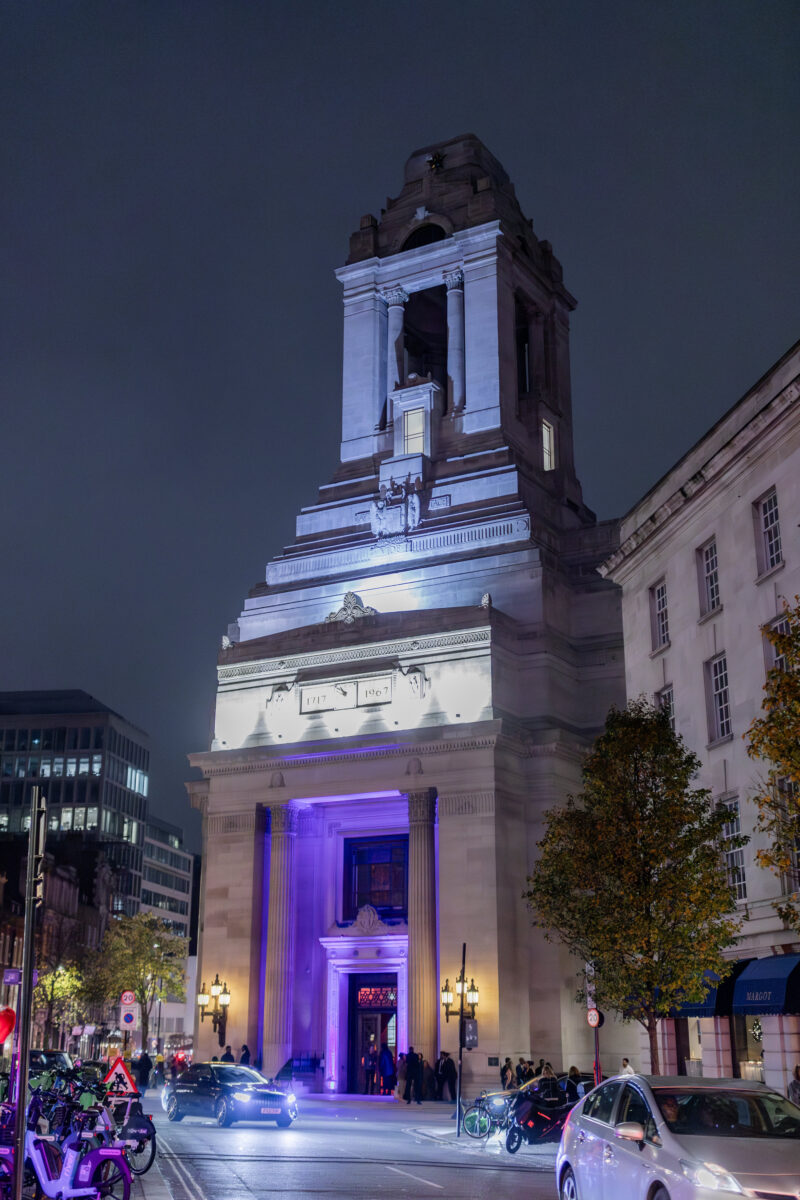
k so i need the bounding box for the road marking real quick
[158,1132,206,1200]
[386,1165,444,1189]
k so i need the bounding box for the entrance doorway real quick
[347,973,397,1094]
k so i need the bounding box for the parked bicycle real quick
[461,1090,511,1138]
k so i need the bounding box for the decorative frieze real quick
[438,791,495,817]
[206,810,261,835]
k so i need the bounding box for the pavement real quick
[131,1091,561,1199]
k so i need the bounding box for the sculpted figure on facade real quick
[369,476,422,538]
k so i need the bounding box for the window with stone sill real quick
[541,419,555,471]
[656,685,675,732]
[722,798,747,901]
[402,407,425,456]
[649,579,670,651]
[706,652,732,742]
[754,487,783,576]
[697,538,721,616]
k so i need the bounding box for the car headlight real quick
[232,1092,252,1102]
[680,1159,743,1193]
[286,1093,296,1105]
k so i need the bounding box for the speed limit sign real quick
[120,990,135,1006]
[587,1007,604,1028]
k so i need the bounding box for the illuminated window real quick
[542,420,555,471]
[60,808,73,831]
[86,806,98,830]
[343,835,408,921]
[402,408,425,455]
[649,580,669,650]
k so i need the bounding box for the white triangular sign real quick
[102,1055,138,1095]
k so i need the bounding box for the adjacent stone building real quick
[601,338,800,1092]
[188,135,625,1089]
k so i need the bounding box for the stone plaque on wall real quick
[299,674,392,713]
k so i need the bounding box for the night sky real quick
[2,2,798,850]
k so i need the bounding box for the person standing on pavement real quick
[378,1044,395,1095]
[221,1045,235,1063]
[364,1044,378,1094]
[404,1046,422,1104]
[441,1051,457,1102]
[422,1059,435,1100]
[621,1057,635,1075]
[135,1050,153,1097]
[239,1045,251,1066]
[395,1053,407,1100]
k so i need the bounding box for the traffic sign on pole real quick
[103,1056,138,1095]
[120,990,135,1006]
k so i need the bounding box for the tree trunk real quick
[140,1004,149,1051]
[647,1017,660,1074]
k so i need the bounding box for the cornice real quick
[600,374,799,581]
[217,626,491,685]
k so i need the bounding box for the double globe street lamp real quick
[197,973,231,1046]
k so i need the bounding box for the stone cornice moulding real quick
[190,730,502,779]
[600,375,800,581]
[185,779,209,813]
[217,627,491,685]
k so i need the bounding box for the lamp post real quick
[197,973,231,1047]
[441,944,479,1137]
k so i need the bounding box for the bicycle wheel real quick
[125,1131,156,1175]
[91,1159,131,1200]
[462,1104,490,1138]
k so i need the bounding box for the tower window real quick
[403,408,425,455]
[541,420,555,471]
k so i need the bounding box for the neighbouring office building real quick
[188,135,626,1089]
[601,339,800,1095]
[140,816,198,1050]
[0,691,149,916]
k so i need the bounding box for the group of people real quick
[362,1045,458,1101]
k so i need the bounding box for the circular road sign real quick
[587,1007,604,1029]
[120,990,135,1006]
[122,1011,135,1026]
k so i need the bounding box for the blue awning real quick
[732,954,800,1015]
[674,970,720,1018]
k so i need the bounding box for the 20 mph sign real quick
[587,1007,605,1029]
[120,990,135,1006]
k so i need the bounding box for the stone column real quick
[444,270,465,412]
[262,802,297,1077]
[384,287,408,426]
[407,788,438,1067]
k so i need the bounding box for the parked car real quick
[162,1062,298,1128]
[557,1073,800,1199]
[29,1049,73,1074]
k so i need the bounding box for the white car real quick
[556,1073,800,1198]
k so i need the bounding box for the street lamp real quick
[440,979,454,1022]
[197,973,230,1047]
[441,947,479,1138]
[442,970,479,1021]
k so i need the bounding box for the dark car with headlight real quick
[162,1062,297,1128]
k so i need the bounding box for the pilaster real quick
[407,788,438,1067]
[444,269,465,413]
[263,802,298,1076]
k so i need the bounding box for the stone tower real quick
[189,136,624,1088]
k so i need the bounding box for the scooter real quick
[505,1088,576,1152]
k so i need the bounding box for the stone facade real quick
[601,338,800,1091]
[190,135,626,1090]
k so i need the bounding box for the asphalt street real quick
[135,1094,561,1200]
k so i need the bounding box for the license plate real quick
[260,1107,280,1115]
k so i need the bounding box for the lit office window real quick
[402,408,425,455]
[542,420,555,471]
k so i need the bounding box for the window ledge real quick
[707,733,734,750]
[755,560,785,586]
[649,640,671,660]
[698,605,723,626]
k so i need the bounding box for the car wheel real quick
[505,1125,522,1154]
[216,1097,233,1128]
[276,1113,293,1128]
[560,1166,579,1200]
[166,1096,183,1123]
[652,1190,670,1200]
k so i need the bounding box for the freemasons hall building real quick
[188,135,625,1090]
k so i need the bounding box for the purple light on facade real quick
[296,790,403,805]
[256,821,270,1064]
[279,744,407,763]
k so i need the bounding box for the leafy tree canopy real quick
[88,912,187,1046]
[747,596,800,928]
[525,699,744,1072]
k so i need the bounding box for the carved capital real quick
[382,286,409,308]
[407,788,437,825]
[270,803,297,836]
[443,269,464,291]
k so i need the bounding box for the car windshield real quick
[31,1051,73,1071]
[653,1088,800,1139]
[211,1066,265,1086]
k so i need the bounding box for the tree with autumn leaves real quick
[526,700,744,1073]
[747,597,800,928]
